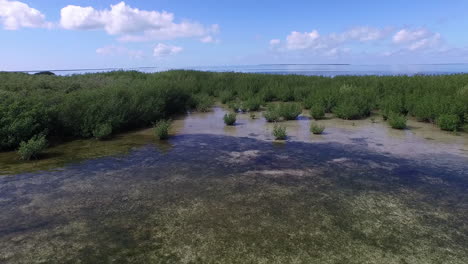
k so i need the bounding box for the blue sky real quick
[1,0,468,71]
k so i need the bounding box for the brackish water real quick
[28,63,468,76]
[0,108,467,263]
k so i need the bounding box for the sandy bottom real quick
[0,107,467,263]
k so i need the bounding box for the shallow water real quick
[0,108,467,263]
[29,63,468,76]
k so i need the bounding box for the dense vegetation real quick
[1,70,467,152]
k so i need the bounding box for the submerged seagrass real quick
[0,133,467,263]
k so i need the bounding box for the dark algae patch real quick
[0,134,467,263]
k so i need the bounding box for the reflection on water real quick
[0,107,467,263]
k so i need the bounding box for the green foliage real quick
[272,124,287,140]
[388,113,407,129]
[333,84,372,120]
[17,134,48,160]
[437,114,461,131]
[310,104,325,120]
[154,120,171,140]
[310,123,325,134]
[1,71,467,151]
[264,103,302,122]
[264,104,282,122]
[333,102,368,120]
[278,102,302,120]
[223,112,236,126]
[193,94,214,112]
[92,123,113,140]
[243,97,263,112]
[219,90,235,104]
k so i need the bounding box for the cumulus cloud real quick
[60,1,218,43]
[96,45,144,59]
[153,43,183,57]
[270,26,444,57]
[0,0,51,30]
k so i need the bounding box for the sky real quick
[1,0,468,71]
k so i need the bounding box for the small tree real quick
[223,112,237,126]
[273,124,287,140]
[18,135,48,160]
[154,120,171,140]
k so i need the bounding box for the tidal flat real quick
[0,107,467,263]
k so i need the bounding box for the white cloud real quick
[60,1,218,43]
[96,45,144,59]
[0,0,50,30]
[334,26,388,42]
[270,39,281,46]
[273,27,389,54]
[285,30,320,50]
[393,28,430,44]
[153,43,183,57]
[392,28,442,51]
[200,35,220,43]
[271,26,444,57]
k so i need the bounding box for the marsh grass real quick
[388,113,407,129]
[310,123,325,134]
[154,120,171,140]
[437,114,461,131]
[17,135,48,160]
[272,124,287,140]
[223,112,236,126]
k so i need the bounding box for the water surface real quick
[0,108,467,263]
[26,63,468,76]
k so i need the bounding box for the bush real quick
[219,90,235,104]
[333,102,370,120]
[279,102,302,120]
[17,135,48,160]
[264,103,302,122]
[154,120,171,140]
[264,105,281,122]
[388,113,407,129]
[310,123,325,134]
[194,94,213,112]
[437,114,461,131]
[92,123,112,140]
[310,105,325,120]
[273,124,287,140]
[223,112,236,126]
[243,97,263,112]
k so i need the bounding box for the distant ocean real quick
[25,64,468,77]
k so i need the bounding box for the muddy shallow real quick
[0,107,467,263]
